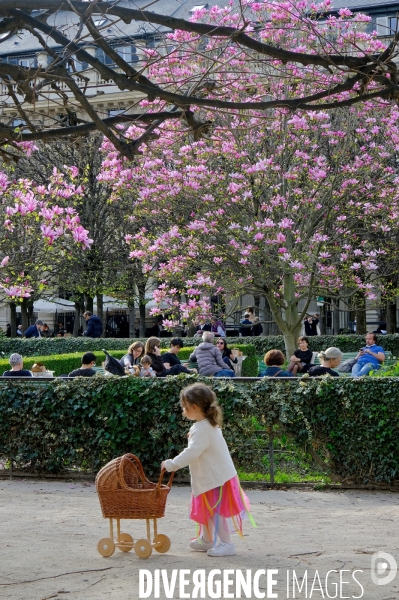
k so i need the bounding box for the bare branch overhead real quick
[0,0,398,157]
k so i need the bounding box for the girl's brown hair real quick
[298,336,309,345]
[180,382,223,427]
[145,336,161,354]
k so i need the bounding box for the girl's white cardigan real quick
[163,419,237,497]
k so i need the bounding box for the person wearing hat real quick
[68,352,97,377]
[25,319,44,338]
[3,353,32,377]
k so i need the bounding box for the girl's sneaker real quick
[189,537,213,551]
[207,542,236,557]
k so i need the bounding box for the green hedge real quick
[0,344,258,377]
[2,334,398,359]
[0,376,399,484]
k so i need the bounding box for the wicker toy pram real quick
[96,453,174,559]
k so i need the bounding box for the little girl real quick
[162,382,253,557]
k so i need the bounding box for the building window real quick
[96,47,114,65]
[117,45,139,63]
[108,108,126,117]
[8,56,37,67]
[389,17,398,34]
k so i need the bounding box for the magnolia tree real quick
[98,4,399,356]
[0,161,92,330]
[0,0,399,159]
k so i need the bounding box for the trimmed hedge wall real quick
[2,334,398,358]
[0,376,399,484]
[0,344,258,377]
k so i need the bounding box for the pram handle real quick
[118,453,148,489]
[157,469,174,490]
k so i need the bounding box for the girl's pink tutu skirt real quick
[190,475,255,538]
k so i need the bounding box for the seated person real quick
[211,316,226,338]
[189,331,235,378]
[308,347,342,377]
[145,337,192,377]
[239,313,253,337]
[259,350,293,378]
[120,341,145,369]
[161,337,185,368]
[68,352,97,377]
[215,338,238,370]
[194,320,212,337]
[41,323,51,338]
[351,332,385,378]
[140,355,156,378]
[3,353,32,377]
[287,336,313,376]
[161,337,196,373]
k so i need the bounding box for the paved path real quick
[0,480,398,599]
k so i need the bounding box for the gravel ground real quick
[0,480,398,599]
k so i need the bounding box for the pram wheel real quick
[135,538,152,559]
[153,534,171,554]
[98,537,115,557]
[118,533,134,552]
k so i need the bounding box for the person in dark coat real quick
[83,311,103,338]
[251,317,263,336]
[304,314,319,336]
[239,313,253,337]
[25,319,44,338]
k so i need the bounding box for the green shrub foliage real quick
[2,334,398,359]
[0,376,398,484]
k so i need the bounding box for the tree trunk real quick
[84,294,94,313]
[137,281,147,337]
[333,303,340,335]
[318,306,326,335]
[266,273,305,358]
[73,302,84,337]
[139,302,146,338]
[20,298,33,331]
[354,292,367,335]
[386,300,397,334]
[96,293,106,337]
[128,304,136,338]
[9,303,17,337]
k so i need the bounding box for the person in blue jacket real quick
[259,350,293,378]
[83,311,103,338]
[25,319,44,338]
